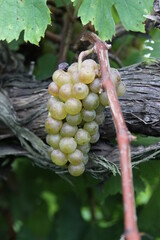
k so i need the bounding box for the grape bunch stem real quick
[80,32,140,240]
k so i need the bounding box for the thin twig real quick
[80,32,141,240]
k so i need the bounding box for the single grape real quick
[59,137,77,154]
[110,68,121,88]
[77,143,91,154]
[82,92,99,110]
[48,82,59,97]
[79,66,95,84]
[90,131,100,143]
[60,123,78,137]
[51,149,67,166]
[71,71,80,84]
[117,82,126,97]
[47,97,58,110]
[95,111,105,125]
[99,92,109,106]
[81,109,96,122]
[67,62,78,74]
[83,121,99,136]
[75,129,91,145]
[66,113,82,126]
[65,98,82,115]
[49,101,67,120]
[45,117,62,134]
[68,162,85,176]
[89,78,101,93]
[72,82,89,100]
[46,134,61,149]
[83,154,89,165]
[68,149,83,165]
[82,59,98,70]
[59,83,72,102]
[95,103,104,114]
[52,69,72,87]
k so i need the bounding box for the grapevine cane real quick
[81,32,141,240]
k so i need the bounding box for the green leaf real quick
[54,0,71,7]
[73,0,153,40]
[0,0,51,45]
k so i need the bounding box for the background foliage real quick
[0,0,160,240]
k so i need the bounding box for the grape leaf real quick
[72,0,154,40]
[54,0,71,7]
[0,0,51,45]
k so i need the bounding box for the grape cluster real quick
[45,59,125,176]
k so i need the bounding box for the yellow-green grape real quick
[71,71,80,84]
[48,82,59,97]
[83,154,89,165]
[89,78,101,93]
[60,123,78,137]
[75,129,91,145]
[82,92,99,110]
[67,62,78,74]
[79,67,95,84]
[68,162,85,176]
[66,113,82,126]
[59,137,77,154]
[81,109,96,122]
[48,147,53,158]
[59,83,73,102]
[72,82,89,100]
[52,69,72,87]
[95,112,105,125]
[49,101,67,120]
[90,131,100,144]
[47,97,58,110]
[117,82,126,97]
[65,98,82,115]
[45,117,62,134]
[82,59,98,70]
[77,143,91,154]
[110,68,121,88]
[46,134,61,149]
[51,149,67,166]
[99,92,109,106]
[96,103,104,114]
[83,121,99,136]
[68,149,83,165]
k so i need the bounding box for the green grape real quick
[110,68,121,88]
[67,62,78,74]
[81,109,96,122]
[48,82,59,97]
[72,82,89,100]
[68,162,85,176]
[83,121,99,135]
[79,66,95,84]
[65,98,82,115]
[52,69,72,87]
[82,92,99,110]
[60,123,78,137]
[68,149,83,165]
[46,134,61,149]
[117,82,126,97]
[71,71,80,84]
[66,113,82,126]
[99,92,109,106]
[83,154,89,165]
[77,143,91,154]
[49,101,67,120]
[45,117,62,134]
[82,59,98,70]
[51,149,67,166]
[48,147,53,158]
[89,78,101,93]
[47,97,58,110]
[95,111,105,125]
[59,137,77,154]
[90,131,100,144]
[96,103,104,114]
[75,129,91,145]
[59,83,73,102]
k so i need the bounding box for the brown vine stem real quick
[81,32,140,240]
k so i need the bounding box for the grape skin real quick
[65,98,82,115]
[79,67,95,84]
[59,137,77,154]
[66,113,82,126]
[99,92,109,106]
[82,92,99,110]
[90,131,100,144]
[51,149,67,166]
[48,82,59,97]
[81,108,96,122]
[68,149,83,165]
[59,83,73,101]
[52,69,72,87]
[83,121,99,136]
[68,162,85,176]
[49,101,67,120]
[46,134,61,149]
[77,143,91,154]
[75,129,91,145]
[45,117,62,134]
[60,123,78,137]
[95,111,105,125]
[72,82,89,100]
[117,82,126,97]
[89,78,101,93]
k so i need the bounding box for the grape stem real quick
[78,47,94,71]
[80,32,140,240]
